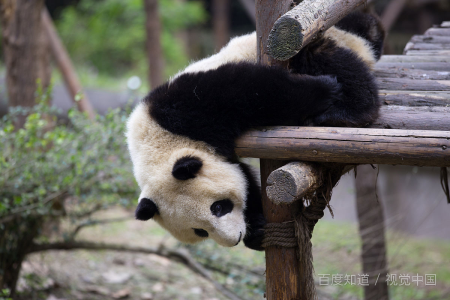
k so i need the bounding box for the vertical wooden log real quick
[355,165,389,300]
[144,0,165,89]
[41,9,95,119]
[213,0,230,50]
[256,2,302,299]
[260,159,302,299]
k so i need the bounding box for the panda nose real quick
[193,228,209,237]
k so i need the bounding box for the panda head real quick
[127,104,248,247]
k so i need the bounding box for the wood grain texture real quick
[379,90,450,106]
[261,159,302,300]
[374,67,450,80]
[266,162,322,205]
[425,28,450,36]
[235,127,450,167]
[377,78,450,91]
[375,105,450,131]
[379,55,450,63]
[267,0,366,60]
[256,1,303,299]
[375,62,450,71]
[410,35,450,44]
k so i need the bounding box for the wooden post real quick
[41,9,95,119]
[256,1,303,299]
[260,159,302,299]
[144,0,165,89]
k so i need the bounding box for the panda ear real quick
[172,156,203,180]
[135,198,158,221]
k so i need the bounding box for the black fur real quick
[172,156,203,180]
[289,35,380,127]
[336,11,385,60]
[148,65,342,159]
[135,198,159,221]
[239,163,265,251]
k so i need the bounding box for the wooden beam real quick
[379,91,450,106]
[425,28,450,37]
[409,35,450,44]
[377,78,450,91]
[41,9,95,119]
[375,106,450,131]
[375,62,450,71]
[374,67,450,80]
[266,162,322,205]
[267,0,367,60]
[235,127,450,167]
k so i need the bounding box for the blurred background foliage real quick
[55,0,206,81]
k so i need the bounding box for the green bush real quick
[56,0,206,79]
[0,90,139,294]
[0,101,138,220]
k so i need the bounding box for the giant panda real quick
[126,11,385,251]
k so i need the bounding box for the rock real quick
[85,285,110,295]
[152,282,164,292]
[140,292,153,300]
[112,288,130,299]
[190,287,202,294]
[102,271,132,284]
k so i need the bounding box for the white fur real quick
[126,103,248,247]
[171,32,257,81]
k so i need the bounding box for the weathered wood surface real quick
[374,67,450,80]
[267,0,366,60]
[379,55,450,62]
[375,62,450,71]
[425,28,450,36]
[256,1,303,299]
[377,78,450,91]
[406,50,450,56]
[375,106,450,131]
[410,35,450,44]
[235,127,450,167]
[379,91,450,106]
[260,160,302,299]
[266,162,322,205]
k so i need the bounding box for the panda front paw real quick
[243,214,266,251]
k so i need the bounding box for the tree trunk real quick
[212,0,230,51]
[0,0,49,296]
[144,0,165,89]
[355,165,389,300]
[0,0,47,127]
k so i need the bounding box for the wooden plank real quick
[404,43,450,51]
[375,62,450,71]
[379,90,450,106]
[374,67,450,80]
[425,28,450,36]
[376,78,450,91]
[379,55,450,63]
[235,127,450,167]
[406,50,450,56]
[409,35,450,44]
[374,105,450,131]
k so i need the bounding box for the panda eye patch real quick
[210,199,233,217]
